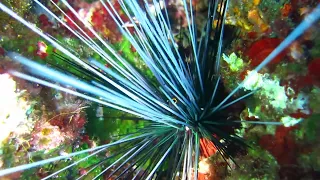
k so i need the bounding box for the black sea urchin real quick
[0,0,319,179]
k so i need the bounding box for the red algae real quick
[81,134,95,148]
[259,126,298,166]
[246,38,287,67]
[79,168,87,176]
[63,9,95,38]
[38,14,52,29]
[288,58,320,91]
[90,1,125,42]
[64,10,79,30]
[35,41,48,59]
[0,47,5,57]
[289,111,310,119]
[308,58,320,81]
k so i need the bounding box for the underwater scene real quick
[0,0,319,179]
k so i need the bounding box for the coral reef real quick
[0,0,319,179]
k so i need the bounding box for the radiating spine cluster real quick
[0,0,319,179]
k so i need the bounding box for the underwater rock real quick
[226,146,279,180]
[30,121,65,152]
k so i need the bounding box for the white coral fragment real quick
[243,71,288,110]
[242,70,310,127]
[0,74,31,145]
[281,116,303,127]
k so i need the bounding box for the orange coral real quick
[253,0,261,6]
[281,3,292,17]
[247,9,269,32]
[200,138,217,158]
